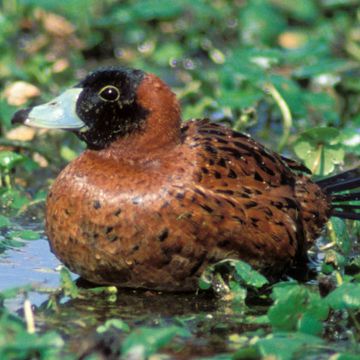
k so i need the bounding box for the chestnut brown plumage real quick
[12,67,360,291]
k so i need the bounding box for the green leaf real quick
[0,285,34,300]
[322,250,347,272]
[294,58,349,78]
[0,215,11,228]
[272,0,319,21]
[60,267,79,299]
[0,151,25,171]
[268,284,328,335]
[293,127,345,175]
[129,0,184,20]
[152,43,184,66]
[9,230,40,241]
[96,319,130,334]
[331,218,351,255]
[256,332,323,360]
[219,88,263,109]
[233,260,269,288]
[229,280,248,305]
[0,189,30,210]
[60,145,78,162]
[199,259,268,293]
[121,326,190,358]
[238,0,287,45]
[0,308,65,359]
[341,127,360,155]
[326,283,360,310]
[333,354,360,360]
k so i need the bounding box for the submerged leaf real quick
[121,325,190,359]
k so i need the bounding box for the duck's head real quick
[12,67,181,151]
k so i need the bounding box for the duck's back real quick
[180,120,330,269]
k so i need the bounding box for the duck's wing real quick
[182,119,298,189]
[179,120,313,270]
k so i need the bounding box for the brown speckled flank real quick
[12,67,360,291]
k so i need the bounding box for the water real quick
[0,238,60,291]
[0,232,64,311]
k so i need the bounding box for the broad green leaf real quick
[268,284,328,334]
[0,151,25,171]
[129,0,183,20]
[0,189,30,210]
[9,230,40,241]
[60,145,78,162]
[121,326,190,358]
[199,259,268,292]
[294,58,349,78]
[326,283,360,310]
[331,218,351,255]
[333,354,360,360]
[0,285,34,300]
[256,332,323,360]
[293,127,345,175]
[229,280,248,305]
[152,43,184,66]
[272,0,319,21]
[238,0,287,45]
[0,215,10,228]
[219,88,263,109]
[233,260,269,288]
[341,127,360,155]
[96,319,130,333]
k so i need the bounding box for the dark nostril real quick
[11,108,32,125]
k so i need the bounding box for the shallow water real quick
[0,226,64,312]
[0,238,60,291]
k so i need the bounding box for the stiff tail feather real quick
[316,167,360,221]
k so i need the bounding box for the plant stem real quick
[24,297,35,334]
[311,144,323,174]
[264,83,292,152]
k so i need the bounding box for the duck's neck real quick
[95,74,182,160]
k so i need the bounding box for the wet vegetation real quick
[0,0,359,359]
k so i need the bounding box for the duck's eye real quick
[98,85,120,102]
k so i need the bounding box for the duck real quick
[12,67,360,291]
